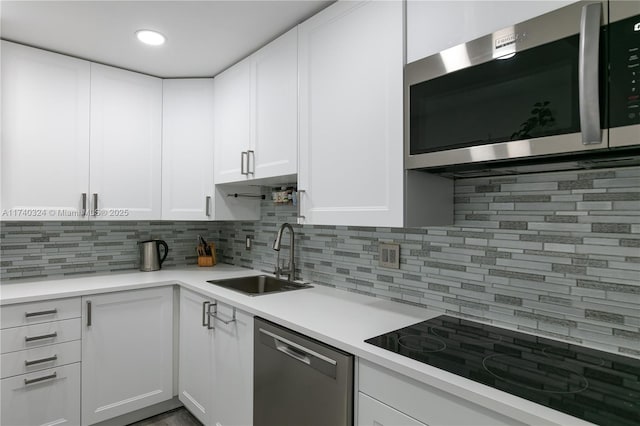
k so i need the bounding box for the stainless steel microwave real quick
[405,0,640,174]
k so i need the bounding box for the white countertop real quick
[0,266,592,426]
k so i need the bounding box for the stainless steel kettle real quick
[138,239,169,272]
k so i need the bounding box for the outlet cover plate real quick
[379,243,400,269]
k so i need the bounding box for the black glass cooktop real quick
[365,315,640,426]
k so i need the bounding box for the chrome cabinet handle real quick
[24,372,57,386]
[206,302,215,330]
[247,150,255,175]
[92,193,98,216]
[25,354,58,366]
[25,332,57,342]
[86,301,92,326]
[205,196,212,217]
[296,190,306,219]
[208,303,236,325]
[241,151,248,175]
[25,309,57,318]
[202,301,211,327]
[82,193,87,217]
[579,2,602,145]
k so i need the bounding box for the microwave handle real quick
[578,2,602,145]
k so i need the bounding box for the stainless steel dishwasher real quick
[254,317,354,426]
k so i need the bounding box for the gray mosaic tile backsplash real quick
[218,166,640,356]
[1,166,639,356]
[0,221,220,279]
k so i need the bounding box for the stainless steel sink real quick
[206,275,312,296]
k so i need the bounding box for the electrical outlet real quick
[245,236,252,250]
[378,243,400,269]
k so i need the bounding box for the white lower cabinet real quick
[0,297,82,426]
[178,289,253,426]
[178,288,214,425]
[81,287,174,426]
[358,392,426,426]
[358,359,523,426]
[1,363,81,426]
[211,301,253,426]
[1,340,81,379]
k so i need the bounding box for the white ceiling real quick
[0,0,333,78]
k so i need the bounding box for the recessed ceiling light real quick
[136,30,166,46]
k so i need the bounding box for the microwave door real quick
[608,1,640,149]
[405,1,609,171]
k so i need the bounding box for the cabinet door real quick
[212,302,253,426]
[251,27,298,180]
[1,41,90,220]
[81,287,173,426]
[358,392,427,426]
[178,289,214,425]
[213,58,251,184]
[298,0,404,226]
[89,63,162,220]
[162,79,215,220]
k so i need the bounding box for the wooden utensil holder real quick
[197,243,217,267]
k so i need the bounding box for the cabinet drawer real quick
[359,359,523,426]
[1,297,81,329]
[1,340,81,379]
[1,363,80,426]
[358,392,427,426]
[0,318,81,354]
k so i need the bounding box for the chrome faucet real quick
[273,223,295,281]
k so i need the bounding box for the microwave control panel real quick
[610,14,640,128]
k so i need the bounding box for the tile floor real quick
[128,408,202,426]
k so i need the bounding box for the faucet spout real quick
[273,223,295,281]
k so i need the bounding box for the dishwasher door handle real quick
[275,339,311,365]
[259,327,338,379]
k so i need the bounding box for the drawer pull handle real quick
[24,372,57,386]
[25,332,58,342]
[25,309,57,318]
[25,355,58,366]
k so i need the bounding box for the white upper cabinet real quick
[89,63,162,220]
[298,0,404,226]
[250,27,298,181]
[407,0,578,63]
[1,41,90,220]
[213,57,251,184]
[162,79,215,221]
[214,27,298,184]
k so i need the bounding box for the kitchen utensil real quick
[198,235,211,256]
